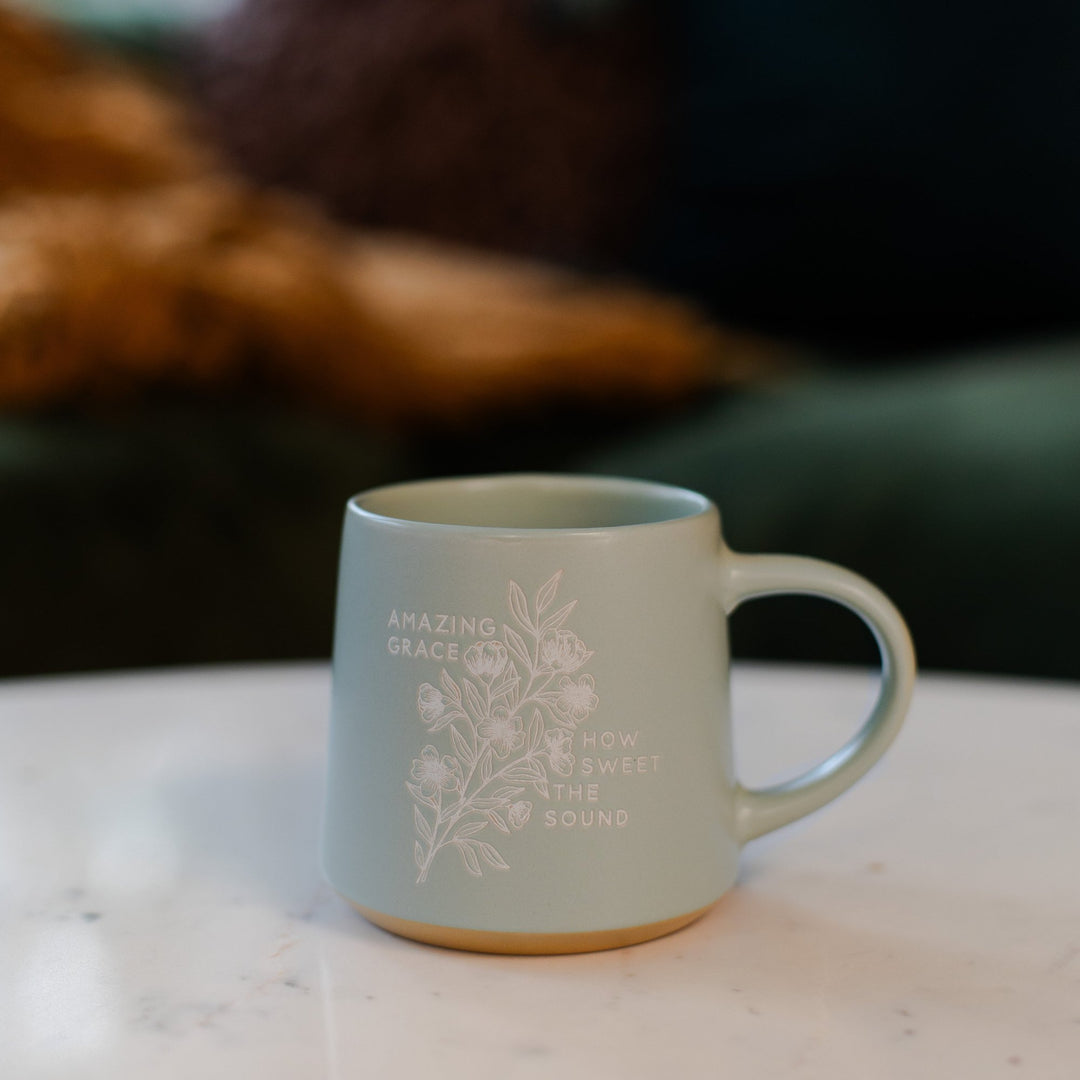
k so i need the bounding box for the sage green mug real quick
[322,474,915,954]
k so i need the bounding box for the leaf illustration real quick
[489,661,520,702]
[505,674,522,711]
[503,625,533,671]
[502,756,550,799]
[449,723,474,767]
[478,748,493,786]
[462,678,486,721]
[537,693,576,730]
[414,805,434,843]
[455,820,488,839]
[439,669,462,702]
[508,580,532,632]
[428,706,466,733]
[503,758,547,785]
[414,841,424,870]
[472,796,513,810]
[541,600,577,633]
[454,839,483,876]
[491,674,521,712]
[471,787,524,810]
[535,570,563,615]
[487,810,511,834]
[527,708,545,751]
[490,786,525,802]
[406,781,438,809]
[476,841,510,870]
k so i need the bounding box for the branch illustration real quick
[408,571,597,883]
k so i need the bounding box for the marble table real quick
[2,662,1078,1079]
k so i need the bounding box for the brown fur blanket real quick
[0,6,780,425]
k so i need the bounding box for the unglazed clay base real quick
[351,902,715,955]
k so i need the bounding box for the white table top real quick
[1,662,1078,1079]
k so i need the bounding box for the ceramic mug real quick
[322,474,916,954]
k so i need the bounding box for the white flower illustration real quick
[417,683,449,725]
[410,746,461,796]
[555,674,598,723]
[408,570,598,883]
[543,729,576,776]
[464,640,509,681]
[539,628,591,673]
[477,707,524,759]
[508,801,532,829]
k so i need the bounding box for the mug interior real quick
[353,475,710,530]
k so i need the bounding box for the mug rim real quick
[348,473,715,535]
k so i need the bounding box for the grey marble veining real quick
[1,664,1078,1078]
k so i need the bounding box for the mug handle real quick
[719,551,917,844]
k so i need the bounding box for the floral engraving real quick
[407,571,597,883]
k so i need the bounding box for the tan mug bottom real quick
[351,901,715,955]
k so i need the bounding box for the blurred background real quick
[1,0,1078,679]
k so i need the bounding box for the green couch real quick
[3,338,1077,680]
